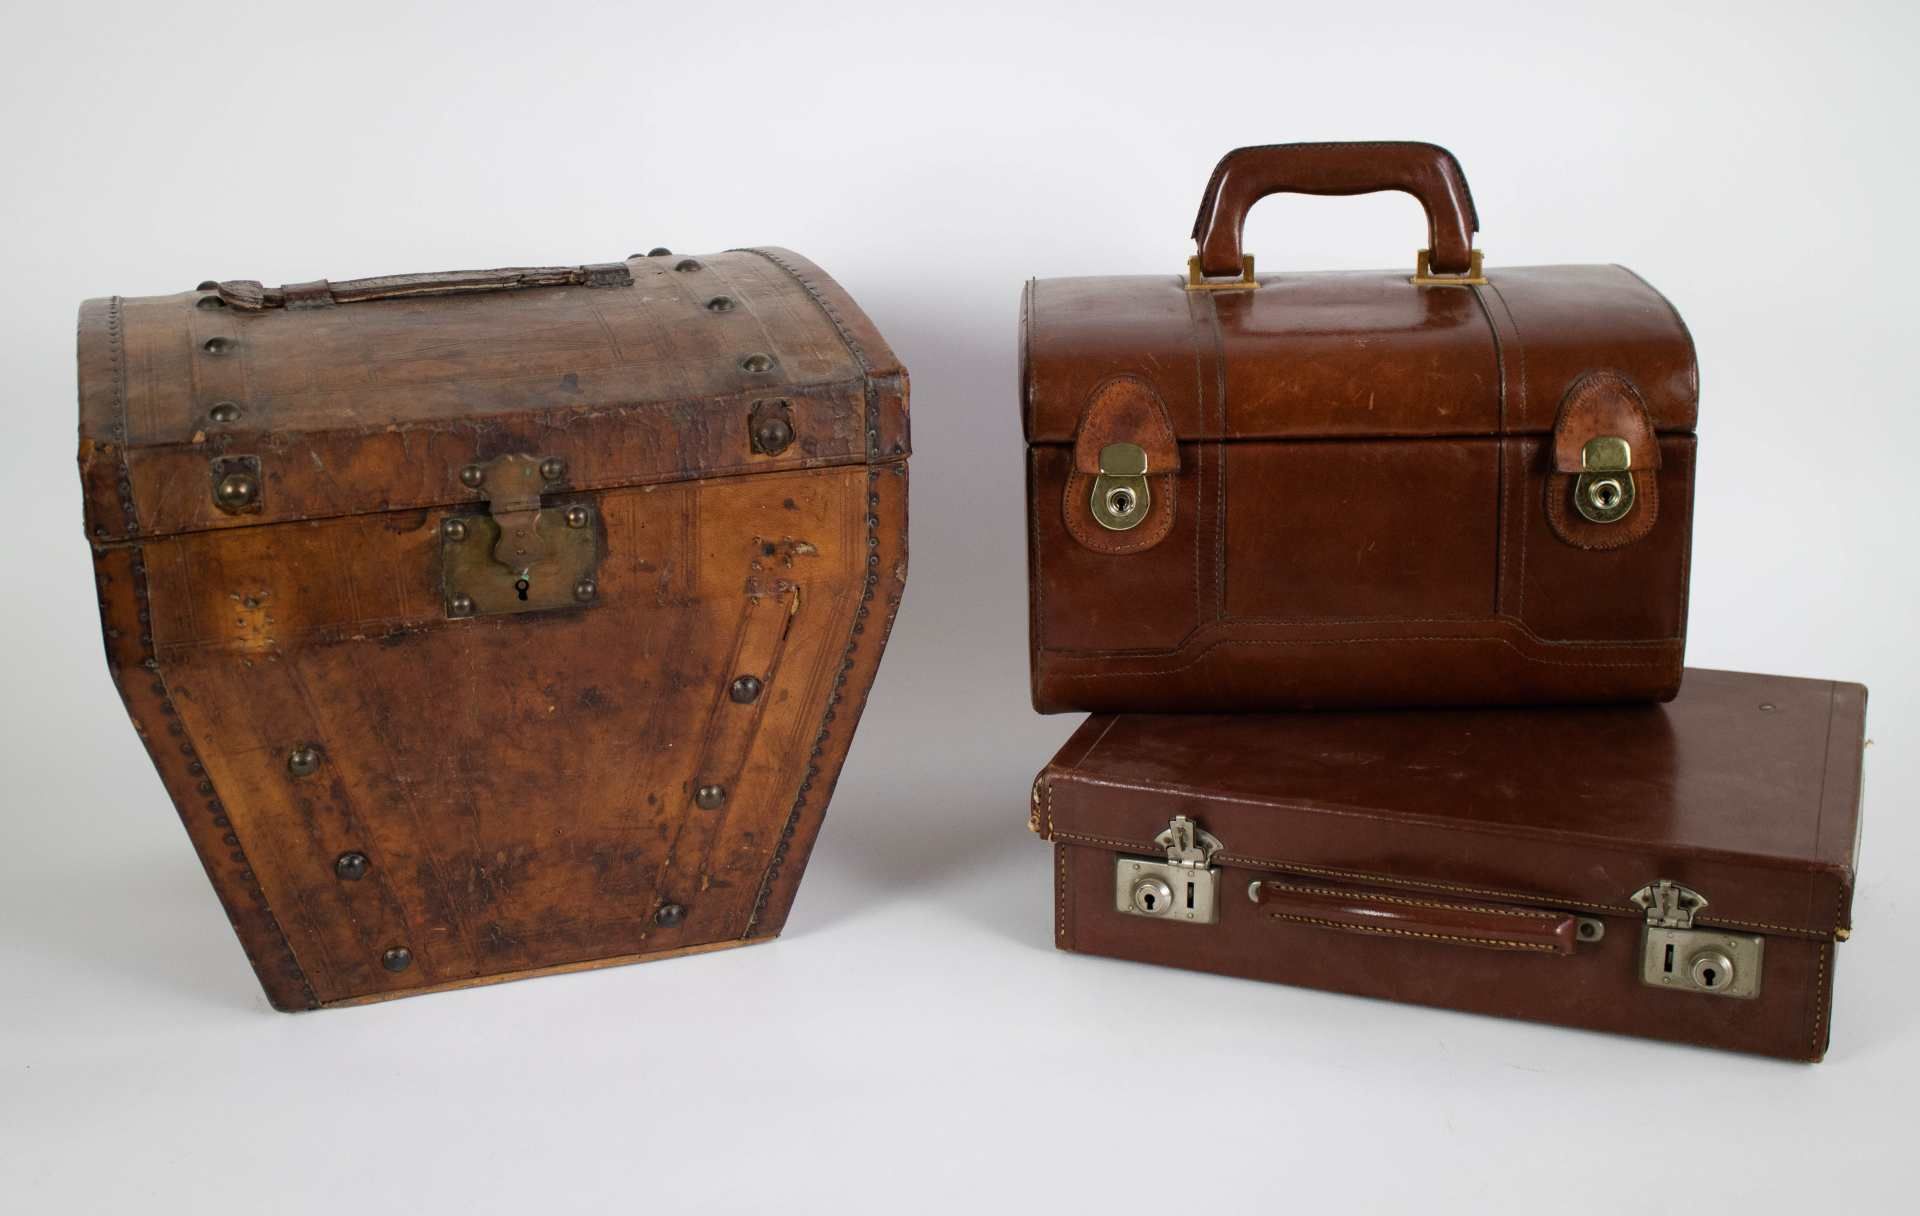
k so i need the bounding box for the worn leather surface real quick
[79,248,907,541]
[1547,370,1662,549]
[1023,256,1699,711]
[79,248,910,1008]
[1033,669,1867,1060]
[1191,141,1479,277]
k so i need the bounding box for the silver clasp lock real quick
[1631,880,1764,1000]
[1574,435,1636,524]
[1114,815,1223,924]
[1090,442,1150,531]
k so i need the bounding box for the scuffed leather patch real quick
[1547,371,1660,549]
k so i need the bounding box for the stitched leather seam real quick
[737,247,873,376]
[1265,912,1557,953]
[1055,634,1680,678]
[1260,882,1557,919]
[1812,940,1829,1059]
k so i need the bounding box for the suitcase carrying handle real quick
[1189,141,1481,282]
[209,262,634,312]
[1248,878,1593,955]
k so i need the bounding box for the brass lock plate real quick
[1090,442,1150,531]
[1115,857,1220,924]
[1639,926,1764,1000]
[1574,435,1636,524]
[441,506,600,618]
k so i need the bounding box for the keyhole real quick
[1141,891,1157,911]
[515,578,530,601]
[1107,487,1135,516]
[1589,479,1621,510]
[1700,967,1718,987]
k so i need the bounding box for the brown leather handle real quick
[1249,877,1581,955]
[213,262,633,312]
[1190,142,1480,278]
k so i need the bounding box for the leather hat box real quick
[1022,141,1698,713]
[78,248,909,1008]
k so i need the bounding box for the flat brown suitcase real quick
[1022,141,1698,713]
[77,248,909,1008]
[1032,669,1866,1060]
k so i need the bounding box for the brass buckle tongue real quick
[1574,436,1636,524]
[1090,442,1150,531]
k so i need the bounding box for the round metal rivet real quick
[740,353,773,374]
[214,472,258,510]
[706,295,735,312]
[647,247,672,257]
[1758,703,1776,712]
[287,745,320,777]
[196,295,227,310]
[381,946,413,973]
[442,518,468,542]
[459,464,485,489]
[573,577,597,603]
[540,457,566,482]
[729,675,763,704]
[656,903,685,927]
[449,593,475,617]
[208,401,241,424]
[196,280,220,291]
[673,259,702,272]
[335,851,369,881]
[202,336,236,356]
[695,784,726,810]
[754,416,793,454]
[565,506,590,529]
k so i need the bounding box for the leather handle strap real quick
[214,262,634,312]
[1249,877,1581,955]
[1190,141,1480,278]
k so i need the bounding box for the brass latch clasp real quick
[441,454,601,618]
[1090,442,1151,532]
[1575,435,1636,524]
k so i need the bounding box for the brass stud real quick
[573,577,597,603]
[656,903,685,927]
[195,295,227,310]
[740,352,774,374]
[673,259,702,272]
[214,471,259,510]
[208,401,241,424]
[695,784,726,810]
[729,675,763,704]
[201,336,236,356]
[448,593,475,617]
[287,745,320,777]
[381,946,413,973]
[334,852,369,881]
[540,457,566,482]
[753,416,793,455]
[442,518,468,541]
[564,506,590,529]
[459,464,485,489]
[706,295,735,312]
[647,247,672,257]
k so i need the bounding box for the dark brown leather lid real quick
[78,248,908,541]
[1021,264,1696,444]
[1037,669,1866,940]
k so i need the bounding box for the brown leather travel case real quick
[77,248,909,1008]
[1032,669,1866,1060]
[1023,141,1698,712]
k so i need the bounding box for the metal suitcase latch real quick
[1631,880,1764,1000]
[441,453,602,618]
[1115,815,1223,924]
[1574,435,1636,524]
[1090,443,1150,532]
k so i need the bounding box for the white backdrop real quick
[3,2,1914,1211]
